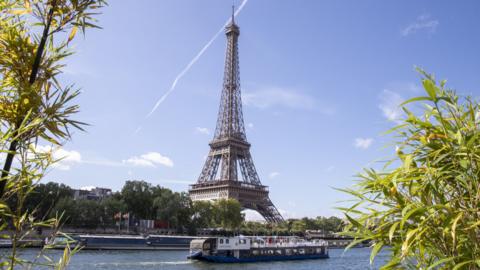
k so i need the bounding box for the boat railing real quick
[251,241,327,248]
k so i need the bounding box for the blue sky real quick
[45,0,480,219]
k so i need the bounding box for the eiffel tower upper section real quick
[213,13,247,144]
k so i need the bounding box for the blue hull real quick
[196,254,329,263]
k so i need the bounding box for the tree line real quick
[16,180,345,235]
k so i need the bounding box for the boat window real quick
[268,250,274,255]
[252,250,259,255]
[293,249,298,254]
[275,250,282,255]
[316,248,321,254]
[299,249,305,255]
[219,239,224,244]
[285,249,292,255]
[225,239,229,244]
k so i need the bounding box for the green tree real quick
[121,180,154,219]
[0,1,105,268]
[51,197,76,224]
[341,69,480,269]
[175,192,193,232]
[192,200,215,228]
[153,189,192,230]
[23,182,73,219]
[75,200,103,228]
[291,219,306,233]
[100,196,126,228]
[0,0,105,196]
[213,199,244,230]
[313,216,344,233]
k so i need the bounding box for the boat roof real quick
[77,235,144,239]
[76,234,199,239]
[148,235,199,238]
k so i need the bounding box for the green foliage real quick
[21,182,73,219]
[121,180,154,219]
[0,0,106,151]
[212,198,244,230]
[100,196,126,226]
[192,200,215,228]
[153,190,192,230]
[341,69,480,269]
[30,180,344,237]
[0,0,106,268]
[241,216,345,236]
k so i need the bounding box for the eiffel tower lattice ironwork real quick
[189,11,284,223]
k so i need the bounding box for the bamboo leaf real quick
[370,241,384,265]
[423,79,437,101]
[388,222,399,243]
[426,257,455,270]
[68,26,78,43]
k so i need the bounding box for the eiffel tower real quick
[189,10,284,223]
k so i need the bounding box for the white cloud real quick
[278,208,298,219]
[243,87,315,110]
[379,89,405,123]
[354,138,373,150]
[123,152,174,168]
[325,166,335,172]
[133,126,142,135]
[386,82,421,93]
[29,147,175,171]
[34,145,82,170]
[268,172,280,179]
[82,158,123,167]
[287,201,297,207]
[402,14,439,36]
[195,127,210,135]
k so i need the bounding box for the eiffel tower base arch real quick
[189,181,283,223]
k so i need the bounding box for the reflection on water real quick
[7,247,389,270]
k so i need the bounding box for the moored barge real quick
[188,236,328,263]
[48,234,196,250]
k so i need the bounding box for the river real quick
[9,247,389,269]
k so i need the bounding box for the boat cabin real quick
[189,236,329,262]
[190,237,250,256]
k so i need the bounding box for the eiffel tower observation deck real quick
[189,10,284,223]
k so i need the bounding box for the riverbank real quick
[1,229,357,250]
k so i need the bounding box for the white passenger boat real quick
[188,236,329,263]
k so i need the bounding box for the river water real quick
[10,248,389,269]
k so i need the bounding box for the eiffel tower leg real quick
[256,197,284,224]
[198,154,220,183]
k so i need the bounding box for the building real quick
[73,187,112,201]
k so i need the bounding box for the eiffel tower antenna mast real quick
[189,6,284,223]
[232,1,235,23]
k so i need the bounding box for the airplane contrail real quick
[145,0,249,118]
